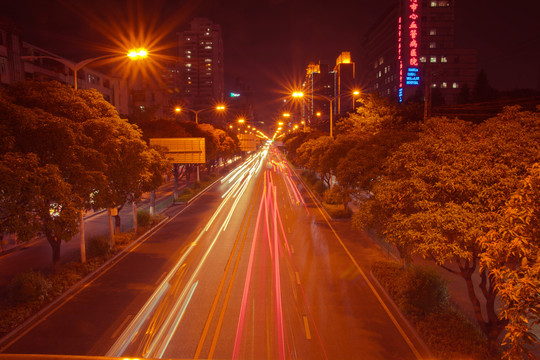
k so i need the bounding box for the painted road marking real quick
[111,314,133,339]
[303,316,311,340]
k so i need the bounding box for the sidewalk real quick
[0,178,182,293]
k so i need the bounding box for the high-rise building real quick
[302,52,356,131]
[333,51,356,114]
[361,0,477,105]
[178,18,225,116]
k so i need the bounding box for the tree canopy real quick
[0,81,167,266]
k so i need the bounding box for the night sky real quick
[2,0,539,121]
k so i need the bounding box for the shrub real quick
[88,235,111,257]
[137,209,151,227]
[323,202,352,219]
[401,265,449,316]
[323,186,344,205]
[9,269,51,303]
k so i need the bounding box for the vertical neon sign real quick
[398,16,403,102]
[405,0,420,86]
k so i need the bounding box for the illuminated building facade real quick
[303,61,334,126]
[334,52,356,114]
[302,52,355,129]
[362,0,477,105]
[179,18,225,114]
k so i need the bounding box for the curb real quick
[369,270,435,359]
[0,215,171,352]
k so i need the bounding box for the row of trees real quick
[0,81,244,269]
[0,81,168,268]
[284,94,540,358]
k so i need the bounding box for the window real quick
[103,79,110,89]
[378,57,384,65]
[420,56,427,63]
[205,46,212,49]
[441,82,447,88]
[431,83,437,88]
[430,42,437,49]
[429,29,437,35]
[441,56,448,62]
[430,1,437,6]
[430,56,437,63]
[452,82,459,89]
[186,63,191,67]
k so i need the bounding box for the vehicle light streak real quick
[232,176,267,360]
[146,281,199,358]
[109,151,267,358]
[272,183,286,359]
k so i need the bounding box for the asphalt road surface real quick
[1,146,428,359]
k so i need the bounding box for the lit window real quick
[204,59,212,62]
[187,38,191,41]
[439,1,450,6]
[186,50,191,54]
[379,57,384,65]
[441,82,447,88]
[441,56,448,62]
[431,83,437,88]
[187,55,191,59]
[420,56,427,63]
[186,63,191,67]
[453,82,459,88]
[430,56,437,63]
[374,61,378,68]
[430,29,437,35]
[430,42,436,49]
[431,1,437,6]
[205,46,212,49]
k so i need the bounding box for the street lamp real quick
[22,48,148,90]
[174,104,226,124]
[352,89,361,110]
[315,94,337,137]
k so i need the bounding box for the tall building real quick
[333,52,357,114]
[302,52,356,131]
[361,0,477,105]
[178,18,225,117]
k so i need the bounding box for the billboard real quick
[150,138,205,164]
[237,134,257,151]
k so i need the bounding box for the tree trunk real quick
[132,200,137,234]
[45,230,61,271]
[79,210,86,263]
[114,214,121,234]
[173,163,180,199]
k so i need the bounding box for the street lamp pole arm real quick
[313,94,337,137]
[21,54,117,90]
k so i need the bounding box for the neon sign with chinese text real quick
[398,16,403,102]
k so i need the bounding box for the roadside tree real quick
[354,108,540,354]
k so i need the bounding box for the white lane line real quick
[111,315,133,339]
[303,316,311,340]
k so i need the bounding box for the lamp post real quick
[352,89,360,110]
[22,48,148,90]
[315,94,337,137]
[174,104,226,124]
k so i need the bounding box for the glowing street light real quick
[292,91,304,98]
[127,48,148,60]
[174,104,226,124]
[352,89,361,110]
